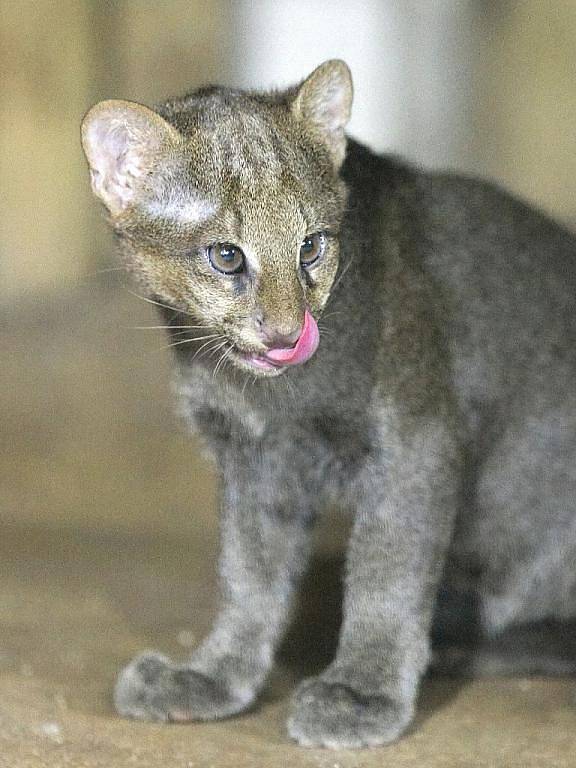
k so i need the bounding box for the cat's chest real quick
[178,364,373,478]
[176,353,379,483]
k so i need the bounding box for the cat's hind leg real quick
[441,403,576,676]
[461,404,576,635]
[431,615,576,677]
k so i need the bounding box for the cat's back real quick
[342,143,576,425]
[422,168,576,317]
[395,158,576,415]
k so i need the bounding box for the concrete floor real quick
[1,281,576,767]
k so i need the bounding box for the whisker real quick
[213,344,234,378]
[130,324,212,330]
[193,339,228,365]
[161,333,221,351]
[191,337,225,362]
[166,329,202,338]
[126,289,195,317]
[222,346,237,376]
[240,370,259,395]
[325,258,354,308]
[207,340,229,358]
[222,347,235,375]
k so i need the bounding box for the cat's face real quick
[82,61,352,376]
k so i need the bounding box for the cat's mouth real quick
[235,353,286,374]
[232,309,320,376]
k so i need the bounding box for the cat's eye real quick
[208,243,245,275]
[300,232,325,268]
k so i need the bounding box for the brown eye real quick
[208,243,245,274]
[300,232,325,268]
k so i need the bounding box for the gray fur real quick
[82,61,576,749]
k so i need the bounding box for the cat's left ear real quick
[291,59,353,169]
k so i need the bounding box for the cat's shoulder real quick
[344,140,575,259]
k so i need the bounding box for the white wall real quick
[232,0,478,170]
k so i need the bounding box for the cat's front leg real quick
[288,420,459,748]
[115,438,317,722]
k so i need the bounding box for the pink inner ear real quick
[321,80,347,131]
[86,119,145,210]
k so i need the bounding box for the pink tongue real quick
[265,309,319,366]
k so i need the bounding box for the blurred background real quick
[2,3,576,764]
[3,0,576,530]
[2,0,576,301]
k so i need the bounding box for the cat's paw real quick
[287,678,411,749]
[114,651,254,722]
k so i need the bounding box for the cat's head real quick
[81,60,353,376]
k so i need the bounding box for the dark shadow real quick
[276,551,476,721]
[277,558,576,727]
[278,552,345,678]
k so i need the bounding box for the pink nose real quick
[255,315,303,349]
[264,309,320,366]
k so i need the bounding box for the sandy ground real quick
[1,281,575,767]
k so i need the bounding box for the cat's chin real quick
[230,350,287,377]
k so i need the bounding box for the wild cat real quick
[81,60,576,749]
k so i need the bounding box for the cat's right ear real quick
[291,60,353,169]
[81,100,180,216]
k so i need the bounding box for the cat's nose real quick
[254,313,303,349]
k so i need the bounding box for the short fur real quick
[82,61,576,749]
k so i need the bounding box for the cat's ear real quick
[81,100,180,216]
[291,60,353,168]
